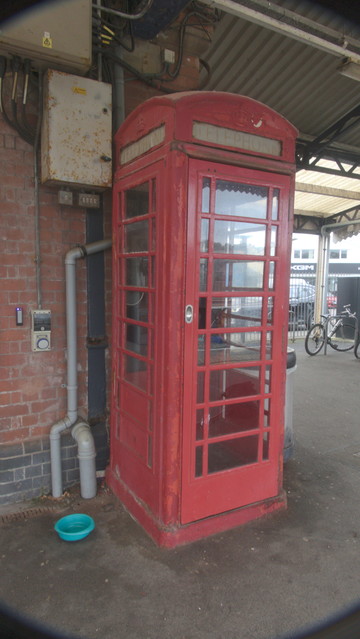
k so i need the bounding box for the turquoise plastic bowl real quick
[54,514,95,542]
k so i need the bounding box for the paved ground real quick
[1,341,360,639]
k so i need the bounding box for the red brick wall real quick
[0,115,88,445]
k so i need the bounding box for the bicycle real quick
[305,304,357,356]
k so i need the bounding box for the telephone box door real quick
[181,159,291,524]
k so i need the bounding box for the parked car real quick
[289,280,316,329]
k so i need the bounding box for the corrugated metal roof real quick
[200,1,360,226]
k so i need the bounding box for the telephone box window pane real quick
[270,227,277,256]
[209,401,260,436]
[126,257,148,287]
[126,291,148,322]
[202,177,210,213]
[212,297,262,328]
[151,178,156,212]
[124,220,149,253]
[208,435,258,473]
[200,258,208,291]
[199,298,207,329]
[125,182,149,219]
[198,335,206,365]
[126,324,148,357]
[195,446,203,477]
[210,332,261,363]
[147,435,153,468]
[272,189,279,220]
[200,218,209,252]
[151,218,156,250]
[209,367,260,402]
[267,298,274,324]
[124,355,147,391]
[264,399,271,427]
[213,259,264,291]
[268,262,275,290]
[265,365,272,394]
[214,221,266,255]
[197,371,205,404]
[265,332,272,359]
[263,432,270,459]
[215,180,268,219]
[196,409,204,440]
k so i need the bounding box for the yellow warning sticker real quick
[42,32,52,48]
[72,87,87,95]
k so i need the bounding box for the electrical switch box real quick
[41,70,112,189]
[0,0,91,73]
[31,309,51,352]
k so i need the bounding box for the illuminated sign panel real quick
[193,122,281,157]
[120,125,165,165]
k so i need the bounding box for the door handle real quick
[185,304,193,324]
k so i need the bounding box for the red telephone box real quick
[107,92,297,547]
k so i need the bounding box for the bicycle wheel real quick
[328,322,355,352]
[305,323,326,355]
[355,337,360,359]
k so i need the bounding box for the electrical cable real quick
[92,0,153,20]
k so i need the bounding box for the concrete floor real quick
[1,341,360,639]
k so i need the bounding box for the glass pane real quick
[151,178,156,212]
[197,371,205,403]
[209,332,261,364]
[198,335,206,365]
[268,262,275,290]
[147,435,153,468]
[264,398,271,427]
[270,227,277,256]
[125,324,148,357]
[209,367,260,402]
[151,256,155,288]
[213,259,264,291]
[124,220,148,253]
[267,298,274,324]
[200,219,209,253]
[272,189,279,220]
[124,355,147,391]
[202,177,210,213]
[265,365,272,394]
[151,218,156,250]
[126,291,148,322]
[211,297,263,328]
[200,258,208,291]
[214,221,266,255]
[208,435,258,473]
[195,446,203,477]
[199,298,207,329]
[209,400,260,436]
[263,432,270,459]
[265,332,272,359]
[196,409,204,440]
[125,182,149,219]
[215,180,267,219]
[126,257,148,287]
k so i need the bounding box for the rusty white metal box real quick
[0,0,92,74]
[41,70,112,189]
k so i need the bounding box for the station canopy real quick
[200,0,360,238]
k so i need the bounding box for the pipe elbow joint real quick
[72,422,96,459]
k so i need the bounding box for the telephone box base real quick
[106,468,287,548]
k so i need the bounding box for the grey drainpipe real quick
[50,239,112,498]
